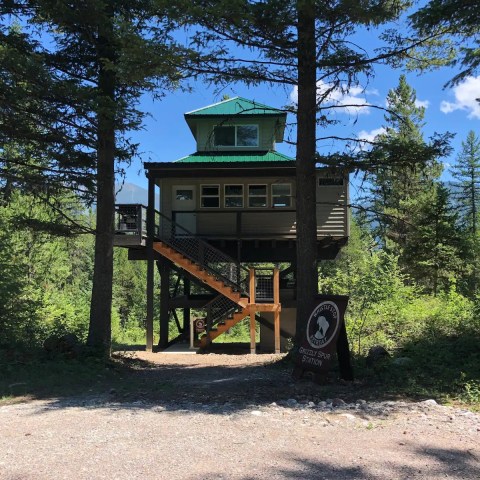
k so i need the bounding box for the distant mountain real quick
[115,182,159,206]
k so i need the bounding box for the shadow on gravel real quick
[181,449,480,480]
[1,345,474,414]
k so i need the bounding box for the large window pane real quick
[201,197,219,208]
[225,197,243,208]
[249,185,267,196]
[202,186,219,196]
[225,185,243,196]
[237,125,258,146]
[249,196,267,208]
[214,126,235,146]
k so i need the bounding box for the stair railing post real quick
[249,267,256,304]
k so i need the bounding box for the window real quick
[248,184,267,208]
[224,184,244,208]
[272,183,291,208]
[201,185,219,208]
[175,189,193,201]
[214,125,258,147]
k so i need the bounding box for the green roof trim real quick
[175,151,294,164]
[184,97,286,117]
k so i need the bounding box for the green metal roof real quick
[175,151,294,163]
[184,97,286,117]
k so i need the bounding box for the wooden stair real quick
[199,306,250,348]
[153,241,248,308]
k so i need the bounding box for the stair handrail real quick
[156,211,250,295]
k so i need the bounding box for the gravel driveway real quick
[1,352,479,480]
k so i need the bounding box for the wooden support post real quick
[249,267,256,304]
[274,309,280,354]
[273,266,280,354]
[249,307,256,354]
[146,174,155,352]
[159,257,170,349]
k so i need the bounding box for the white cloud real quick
[440,76,480,119]
[290,81,372,115]
[357,127,386,144]
[415,98,430,109]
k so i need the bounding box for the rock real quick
[286,398,298,407]
[392,357,413,366]
[366,345,390,367]
[421,399,438,407]
[250,410,262,416]
[307,401,316,408]
[332,398,346,407]
[317,401,327,408]
[357,399,367,405]
[269,402,278,407]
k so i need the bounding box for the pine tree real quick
[403,183,462,296]
[1,1,183,353]
[451,130,480,296]
[367,75,442,265]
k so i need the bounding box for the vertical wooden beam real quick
[249,307,256,354]
[273,268,280,304]
[274,309,280,354]
[273,267,280,354]
[146,174,155,352]
[159,257,170,349]
[249,267,256,304]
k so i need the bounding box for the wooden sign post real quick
[293,295,353,382]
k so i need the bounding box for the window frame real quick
[200,184,220,209]
[214,124,259,147]
[271,183,292,208]
[224,184,244,208]
[247,183,268,208]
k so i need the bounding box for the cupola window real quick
[214,125,259,147]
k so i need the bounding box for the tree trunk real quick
[295,0,318,344]
[87,4,116,354]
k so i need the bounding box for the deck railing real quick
[115,204,159,237]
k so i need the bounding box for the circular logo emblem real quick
[195,319,205,332]
[306,301,340,349]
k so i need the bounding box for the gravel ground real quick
[1,352,479,480]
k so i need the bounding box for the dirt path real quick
[1,352,479,480]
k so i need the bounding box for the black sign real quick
[296,296,349,375]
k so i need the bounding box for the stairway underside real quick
[153,240,281,348]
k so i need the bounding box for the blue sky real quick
[124,28,480,191]
[126,67,480,191]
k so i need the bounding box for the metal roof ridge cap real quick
[184,97,241,115]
